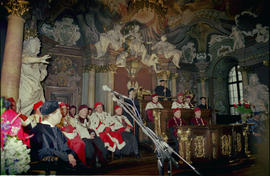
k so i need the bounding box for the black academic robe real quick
[123,98,140,142]
[30,123,89,174]
[155,86,171,100]
[198,104,211,110]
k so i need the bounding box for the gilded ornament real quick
[84,64,117,73]
[221,135,232,155]
[194,136,205,158]
[5,0,29,17]
[236,133,242,152]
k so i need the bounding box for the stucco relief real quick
[45,56,81,90]
[41,18,81,46]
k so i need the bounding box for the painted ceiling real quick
[23,0,268,67]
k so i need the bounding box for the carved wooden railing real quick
[176,124,252,166]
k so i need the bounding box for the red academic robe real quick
[61,124,86,165]
[168,117,187,136]
[190,117,208,126]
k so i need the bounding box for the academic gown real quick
[30,123,88,174]
[190,117,208,126]
[168,117,187,152]
[123,98,140,141]
[74,116,108,166]
[112,115,139,156]
[155,85,171,100]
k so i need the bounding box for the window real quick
[228,65,243,115]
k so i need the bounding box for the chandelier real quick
[128,0,168,17]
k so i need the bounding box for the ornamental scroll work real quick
[194,136,206,158]
[236,133,242,153]
[221,135,232,156]
[4,0,29,17]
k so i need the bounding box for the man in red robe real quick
[190,107,208,126]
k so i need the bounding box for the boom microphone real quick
[102,85,111,92]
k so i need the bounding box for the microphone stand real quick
[103,85,201,176]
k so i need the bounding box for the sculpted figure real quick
[253,24,269,43]
[19,37,50,115]
[95,24,125,58]
[230,26,245,50]
[125,25,147,61]
[245,74,269,113]
[151,35,182,68]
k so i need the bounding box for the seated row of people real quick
[2,97,140,174]
[167,107,208,152]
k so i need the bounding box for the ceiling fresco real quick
[20,0,268,70]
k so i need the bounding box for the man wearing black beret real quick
[30,100,90,174]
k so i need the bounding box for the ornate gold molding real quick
[177,128,192,163]
[153,109,168,142]
[84,64,117,73]
[263,59,269,67]
[221,135,232,155]
[236,133,242,152]
[156,70,170,80]
[5,0,29,17]
[194,136,206,158]
[211,132,217,159]
[243,125,250,155]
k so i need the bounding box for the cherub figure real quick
[19,37,50,115]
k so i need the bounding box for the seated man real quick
[57,103,86,166]
[30,101,88,174]
[246,112,265,154]
[69,105,77,118]
[74,104,107,167]
[183,95,194,109]
[145,94,164,122]
[190,107,208,126]
[198,97,211,110]
[154,80,171,100]
[168,108,187,152]
[171,93,184,109]
[89,102,126,152]
[112,105,139,158]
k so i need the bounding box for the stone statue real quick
[141,54,160,73]
[116,51,128,67]
[245,74,269,114]
[19,37,50,116]
[41,18,81,46]
[229,26,245,50]
[253,24,269,43]
[125,25,147,61]
[95,24,125,58]
[151,35,182,68]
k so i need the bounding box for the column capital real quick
[156,70,170,80]
[5,0,29,17]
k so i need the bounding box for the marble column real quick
[88,70,95,108]
[107,71,115,114]
[195,61,209,98]
[1,15,25,101]
[171,73,178,98]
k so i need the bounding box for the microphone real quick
[102,85,129,99]
[102,85,112,92]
